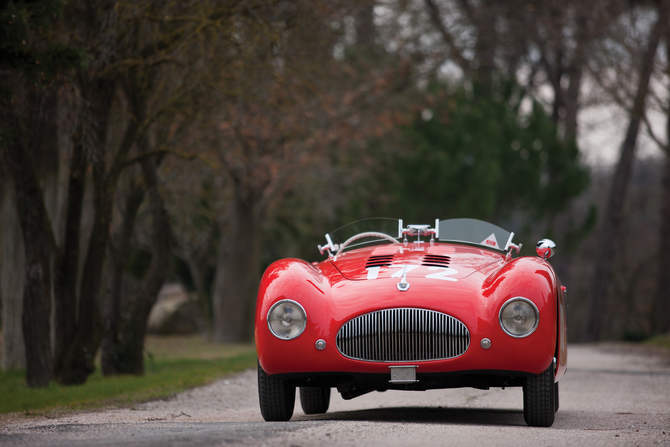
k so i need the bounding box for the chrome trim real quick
[504,232,522,261]
[315,339,326,350]
[498,297,540,338]
[480,338,492,349]
[536,238,556,259]
[396,265,410,291]
[400,221,439,242]
[503,232,515,251]
[267,299,307,340]
[318,234,337,257]
[336,308,470,362]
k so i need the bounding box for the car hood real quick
[328,243,504,281]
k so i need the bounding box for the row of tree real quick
[1,0,669,389]
[0,0,379,387]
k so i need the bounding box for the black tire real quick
[258,362,295,421]
[300,387,331,414]
[554,381,559,412]
[523,364,556,427]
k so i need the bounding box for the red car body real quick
[255,219,567,426]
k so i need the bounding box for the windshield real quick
[321,218,513,254]
[327,218,401,251]
[438,218,511,251]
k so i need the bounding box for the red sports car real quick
[255,218,567,427]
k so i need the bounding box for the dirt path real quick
[1,344,669,446]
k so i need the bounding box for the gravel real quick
[1,343,669,447]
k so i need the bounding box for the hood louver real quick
[365,255,395,268]
[422,254,451,268]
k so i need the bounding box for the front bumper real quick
[269,368,534,399]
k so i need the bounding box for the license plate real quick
[389,366,418,383]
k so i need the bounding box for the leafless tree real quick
[584,1,668,341]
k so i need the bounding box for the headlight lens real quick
[499,297,539,338]
[267,300,307,340]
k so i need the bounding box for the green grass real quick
[645,333,670,350]
[0,335,257,415]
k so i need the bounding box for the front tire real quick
[523,364,556,427]
[258,362,295,421]
[300,387,331,414]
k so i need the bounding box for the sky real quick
[579,101,666,167]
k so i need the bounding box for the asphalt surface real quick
[1,343,669,447]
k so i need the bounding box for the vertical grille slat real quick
[336,308,470,362]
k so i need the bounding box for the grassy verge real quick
[0,335,257,415]
[645,333,670,350]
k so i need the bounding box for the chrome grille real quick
[336,308,470,362]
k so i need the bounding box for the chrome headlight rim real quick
[267,299,307,340]
[498,297,540,338]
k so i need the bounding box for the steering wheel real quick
[336,232,399,256]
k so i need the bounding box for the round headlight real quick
[499,297,539,338]
[267,300,307,340]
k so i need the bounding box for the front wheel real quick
[300,387,331,414]
[258,362,295,421]
[523,364,556,427]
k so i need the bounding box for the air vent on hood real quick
[422,254,451,268]
[365,255,395,268]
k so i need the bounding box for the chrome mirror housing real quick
[536,239,556,260]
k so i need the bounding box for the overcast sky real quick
[579,100,666,167]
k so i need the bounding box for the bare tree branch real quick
[423,0,470,73]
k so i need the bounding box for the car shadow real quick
[294,406,526,426]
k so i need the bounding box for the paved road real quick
[1,344,669,447]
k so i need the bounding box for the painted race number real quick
[425,266,458,281]
[390,265,420,277]
[365,265,458,281]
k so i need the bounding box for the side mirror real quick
[536,239,556,260]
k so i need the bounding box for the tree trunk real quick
[584,6,667,341]
[213,186,260,342]
[355,0,376,46]
[560,12,587,144]
[652,153,670,334]
[100,181,145,375]
[472,0,498,87]
[1,186,27,371]
[651,40,670,333]
[187,256,213,336]
[651,151,670,334]
[563,65,582,143]
[59,170,111,384]
[102,158,171,375]
[1,83,64,385]
[53,140,87,380]
[59,80,115,385]
[3,121,55,387]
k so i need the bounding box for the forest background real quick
[1,0,669,388]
